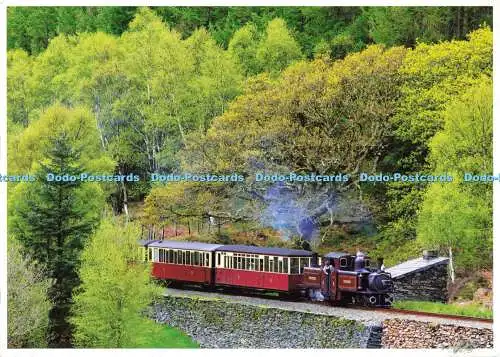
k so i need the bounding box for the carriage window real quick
[148,248,152,262]
[172,250,177,264]
[237,256,242,269]
[186,251,191,265]
[159,249,164,263]
[340,258,348,268]
[217,253,221,266]
[268,257,274,272]
[290,257,299,274]
[264,256,269,272]
[283,258,289,274]
[205,253,210,267]
[273,257,279,272]
[278,259,283,273]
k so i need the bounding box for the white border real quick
[0,1,498,357]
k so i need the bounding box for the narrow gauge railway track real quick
[164,283,493,325]
[369,307,492,324]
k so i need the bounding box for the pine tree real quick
[11,132,101,347]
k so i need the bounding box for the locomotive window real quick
[299,258,308,273]
[340,258,348,267]
[365,259,370,267]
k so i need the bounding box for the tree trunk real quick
[449,246,455,283]
[118,167,129,219]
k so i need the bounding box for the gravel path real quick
[164,287,492,329]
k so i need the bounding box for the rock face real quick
[382,319,493,349]
[152,296,372,348]
[391,262,449,302]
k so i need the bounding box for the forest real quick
[7,6,493,348]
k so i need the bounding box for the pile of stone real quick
[382,319,493,349]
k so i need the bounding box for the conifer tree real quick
[10,132,103,347]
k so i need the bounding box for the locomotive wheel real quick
[364,295,378,306]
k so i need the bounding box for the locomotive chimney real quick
[423,250,438,260]
[377,257,384,271]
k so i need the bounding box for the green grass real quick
[131,320,199,348]
[393,300,492,319]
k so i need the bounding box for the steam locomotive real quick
[139,239,394,307]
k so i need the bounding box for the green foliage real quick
[9,7,492,59]
[71,219,163,347]
[9,105,114,174]
[228,23,260,75]
[255,18,303,74]
[394,27,492,149]
[8,238,51,348]
[393,300,492,319]
[416,81,492,272]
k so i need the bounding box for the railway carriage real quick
[140,240,222,285]
[214,245,313,292]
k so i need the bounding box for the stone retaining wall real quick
[393,263,448,302]
[151,295,372,348]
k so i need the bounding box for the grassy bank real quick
[393,300,492,319]
[130,321,199,348]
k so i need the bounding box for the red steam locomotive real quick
[139,239,394,307]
